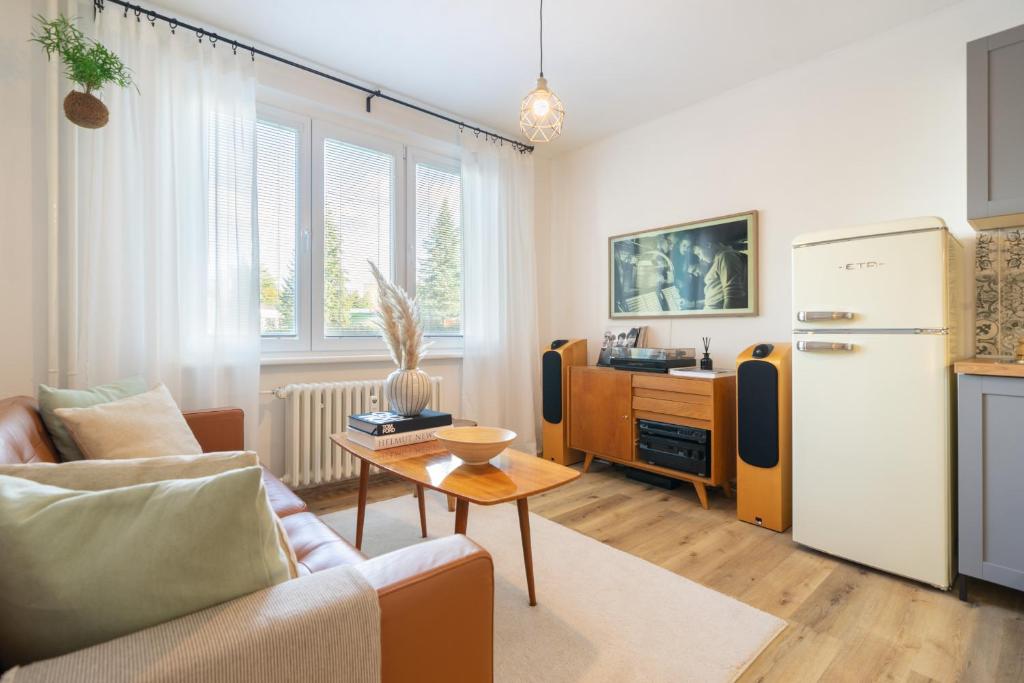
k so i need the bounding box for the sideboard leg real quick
[693,481,709,509]
[582,452,595,473]
[958,575,969,602]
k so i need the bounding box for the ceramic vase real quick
[386,367,431,417]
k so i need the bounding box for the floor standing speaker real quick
[736,343,792,531]
[541,339,588,465]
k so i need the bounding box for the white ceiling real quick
[155,0,962,150]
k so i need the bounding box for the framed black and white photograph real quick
[609,211,758,318]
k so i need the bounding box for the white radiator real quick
[278,378,442,489]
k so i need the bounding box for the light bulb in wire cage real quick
[520,76,564,142]
[519,0,564,143]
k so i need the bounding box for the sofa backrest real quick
[0,397,60,465]
[0,397,245,464]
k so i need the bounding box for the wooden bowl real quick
[434,426,517,465]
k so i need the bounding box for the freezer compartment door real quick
[792,333,952,588]
[792,229,947,330]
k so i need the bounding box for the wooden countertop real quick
[954,357,1024,378]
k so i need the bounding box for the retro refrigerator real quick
[791,216,962,589]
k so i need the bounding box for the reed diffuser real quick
[700,337,713,371]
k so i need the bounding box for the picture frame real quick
[609,211,758,319]
[596,325,648,366]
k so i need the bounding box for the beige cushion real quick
[0,467,292,665]
[37,377,148,461]
[0,452,300,580]
[54,384,202,459]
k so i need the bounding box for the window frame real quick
[256,105,312,355]
[257,105,464,359]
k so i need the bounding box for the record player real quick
[608,347,696,373]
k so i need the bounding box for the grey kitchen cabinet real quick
[967,23,1024,230]
[957,373,1024,599]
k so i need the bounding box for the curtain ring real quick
[133,8,141,22]
[210,35,218,48]
[196,29,204,44]
[231,44,237,55]
[250,47,255,62]
[169,20,177,34]
[147,12,156,27]
[123,6,128,17]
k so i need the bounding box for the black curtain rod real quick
[92,0,534,154]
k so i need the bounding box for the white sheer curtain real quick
[460,137,541,453]
[73,11,260,448]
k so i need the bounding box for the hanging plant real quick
[31,14,135,129]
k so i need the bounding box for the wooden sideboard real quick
[568,365,736,509]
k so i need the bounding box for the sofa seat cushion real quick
[280,512,366,575]
[261,470,307,518]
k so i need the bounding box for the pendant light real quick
[520,0,564,142]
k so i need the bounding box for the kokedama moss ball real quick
[63,91,109,129]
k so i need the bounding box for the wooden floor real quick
[300,461,1024,682]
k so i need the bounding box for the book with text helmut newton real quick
[347,409,453,436]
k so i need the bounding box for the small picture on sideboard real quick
[609,211,758,318]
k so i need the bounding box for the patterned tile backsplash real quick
[976,227,1024,357]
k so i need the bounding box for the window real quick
[256,119,300,337]
[321,136,394,337]
[255,108,463,356]
[414,162,463,335]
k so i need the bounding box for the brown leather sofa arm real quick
[183,408,244,453]
[354,535,494,683]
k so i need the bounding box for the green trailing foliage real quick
[31,14,135,94]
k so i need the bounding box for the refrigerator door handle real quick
[796,341,856,352]
[796,311,856,322]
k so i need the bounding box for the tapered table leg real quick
[454,498,469,535]
[355,459,370,550]
[416,484,428,538]
[447,494,456,512]
[517,498,537,606]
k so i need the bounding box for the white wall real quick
[541,0,1024,369]
[0,0,50,397]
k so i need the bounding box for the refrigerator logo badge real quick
[838,261,884,270]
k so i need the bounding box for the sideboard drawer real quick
[632,374,713,396]
[632,396,713,421]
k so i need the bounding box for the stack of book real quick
[346,409,452,450]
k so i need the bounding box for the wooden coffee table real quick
[331,434,580,606]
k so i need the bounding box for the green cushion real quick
[38,377,148,461]
[0,467,292,666]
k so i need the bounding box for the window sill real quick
[260,351,464,367]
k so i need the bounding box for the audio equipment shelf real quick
[568,366,736,509]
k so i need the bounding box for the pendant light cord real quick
[539,0,544,77]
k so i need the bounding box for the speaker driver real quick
[737,360,779,468]
[542,350,563,424]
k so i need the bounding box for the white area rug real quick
[322,494,785,683]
